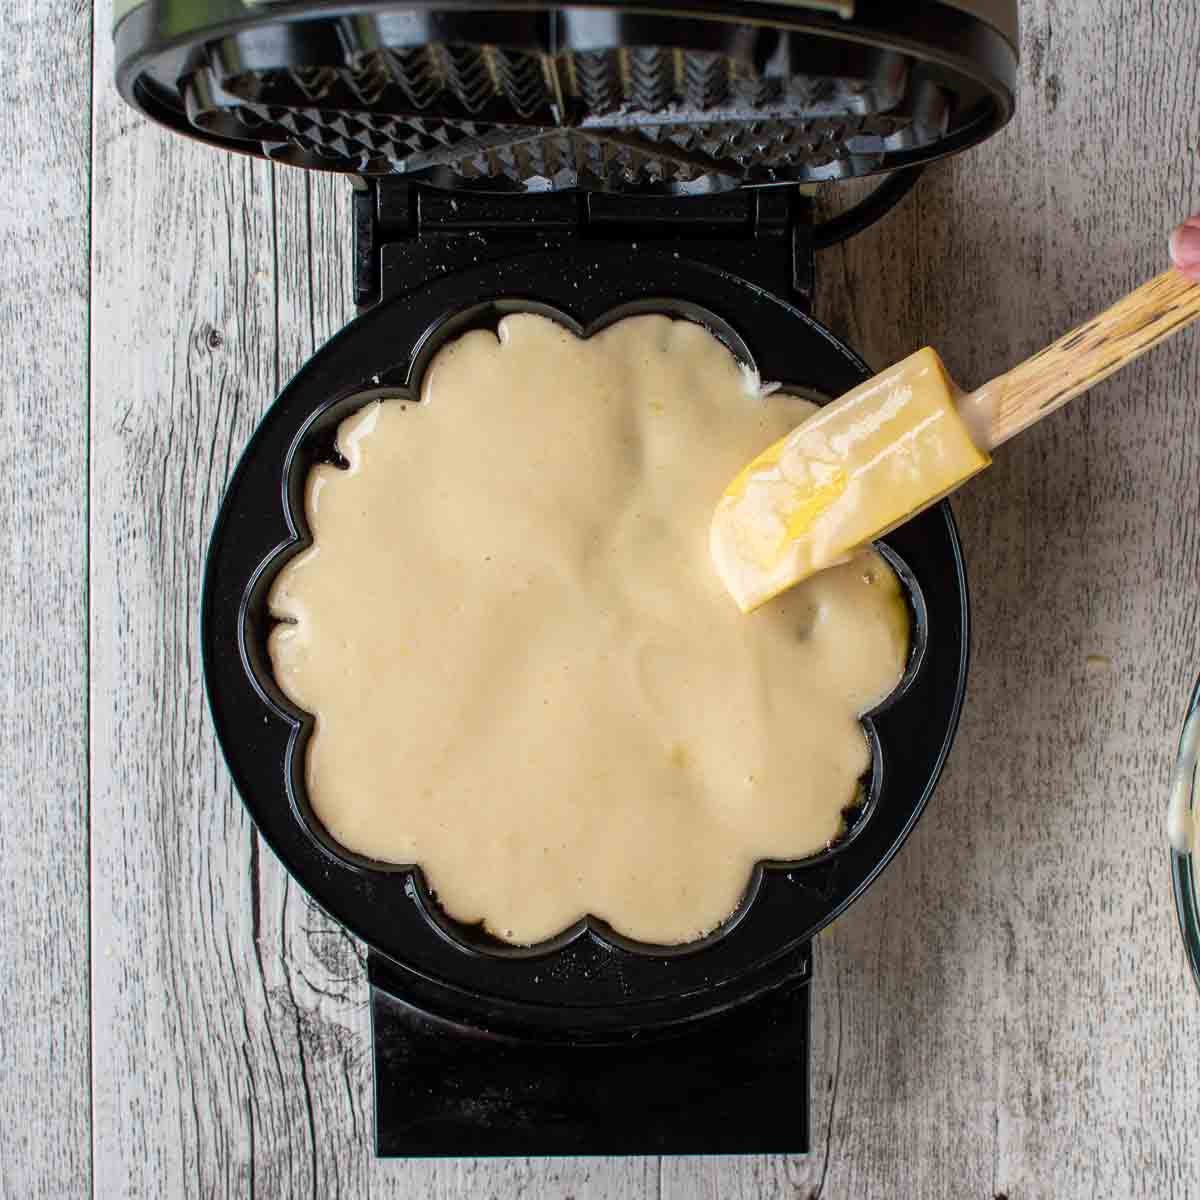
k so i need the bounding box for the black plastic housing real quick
[201,244,970,1037]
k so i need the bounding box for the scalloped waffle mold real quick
[202,247,969,1037]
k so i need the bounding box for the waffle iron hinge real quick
[353,180,816,314]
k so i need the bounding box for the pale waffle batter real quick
[268,313,909,945]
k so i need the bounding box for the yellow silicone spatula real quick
[712,269,1200,612]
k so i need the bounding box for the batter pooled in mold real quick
[267,313,910,946]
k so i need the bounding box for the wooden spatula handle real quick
[979,270,1200,448]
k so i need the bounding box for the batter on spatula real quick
[268,313,909,946]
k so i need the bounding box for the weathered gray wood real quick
[0,0,93,1195]
[668,2,1200,1197]
[84,0,1200,1196]
[88,7,657,1195]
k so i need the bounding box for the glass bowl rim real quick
[1171,676,1200,994]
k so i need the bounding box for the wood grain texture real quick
[79,0,1200,1197]
[981,269,1200,447]
[691,2,1200,1197]
[0,0,93,1195]
[88,5,655,1195]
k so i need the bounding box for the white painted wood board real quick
[10,0,1199,1195]
[1,0,93,1195]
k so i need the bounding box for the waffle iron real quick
[115,0,1017,1158]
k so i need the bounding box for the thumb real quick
[1169,215,1200,282]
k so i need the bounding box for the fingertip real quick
[1169,220,1200,270]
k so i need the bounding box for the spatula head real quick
[711,347,991,612]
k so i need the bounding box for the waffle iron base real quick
[201,216,969,1153]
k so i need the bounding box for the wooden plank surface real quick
[73,0,1200,1196]
[727,3,1200,1197]
[87,6,656,1195]
[0,0,94,1196]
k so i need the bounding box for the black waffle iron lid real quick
[114,0,1016,192]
